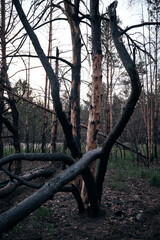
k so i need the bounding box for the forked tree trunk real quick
[96,1,141,202]
[152,1,160,160]
[148,14,154,162]
[12,0,99,216]
[142,20,151,165]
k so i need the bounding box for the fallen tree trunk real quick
[0,166,56,198]
[0,152,74,167]
[0,148,101,234]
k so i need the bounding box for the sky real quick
[8,0,147,102]
[117,0,145,26]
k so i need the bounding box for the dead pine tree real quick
[0,0,142,235]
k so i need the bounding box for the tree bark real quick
[0,0,21,173]
[81,0,102,203]
[12,0,99,216]
[0,166,56,198]
[13,0,80,159]
[0,0,5,159]
[50,47,59,154]
[86,0,102,153]
[42,0,53,153]
[0,148,101,234]
[64,0,81,152]
[96,1,142,202]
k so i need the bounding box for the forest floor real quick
[0,162,160,240]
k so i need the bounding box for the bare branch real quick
[13,0,81,159]
[1,166,43,189]
[0,152,74,168]
[6,54,73,67]
[0,166,56,198]
[2,87,55,114]
[121,21,160,35]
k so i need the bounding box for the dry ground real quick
[0,163,160,240]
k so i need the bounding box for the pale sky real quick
[8,1,147,101]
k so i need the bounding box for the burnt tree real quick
[0,1,142,235]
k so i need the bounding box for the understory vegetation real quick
[108,150,160,188]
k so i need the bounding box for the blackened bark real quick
[0,148,101,234]
[0,77,4,159]
[0,152,75,167]
[61,185,85,213]
[0,166,56,198]
[13,0,80,159]
[12,0,100,216]
[96,1,142,202]
[64,0,81,152]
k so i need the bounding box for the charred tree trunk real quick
[64,0,81,152]
[96,1,142,202]
[64,0,82,191]
[0,148,101,234]
[12,0,99,216]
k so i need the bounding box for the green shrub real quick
[108,149,160,187]
[34,206,52,218]
[110,179,127,190]
[149,173,160,187]
[31,206,53,228]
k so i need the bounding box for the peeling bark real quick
[82,0,102,203]
[86,0,102,154]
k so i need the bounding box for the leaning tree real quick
[0,0,142,235]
